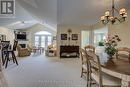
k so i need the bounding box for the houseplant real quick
[98,41,104,46]
[104,35,121,59]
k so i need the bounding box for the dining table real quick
[97,52,130,87]
[33,47,44,54]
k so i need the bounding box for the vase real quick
[107,54,113,59]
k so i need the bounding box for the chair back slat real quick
[84,45,95,53]
[86,51,102,87]
[1,41,10,51]
[80,48,88,64]
[13,40,18,51]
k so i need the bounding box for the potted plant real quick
[104,35,121,59]
[98,41,104,46]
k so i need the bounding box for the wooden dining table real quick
[97,52,130,87]
[33,47,44,54]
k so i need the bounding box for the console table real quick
[60,46,79,58]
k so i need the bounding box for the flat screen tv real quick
[16,34,26,40]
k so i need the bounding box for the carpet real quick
[3,54,88,87]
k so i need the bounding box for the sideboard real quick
[60,45,79,58]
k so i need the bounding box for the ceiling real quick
[0,1,38,29]
[0,0,130,29]
[58,0,130,26]
[17,0,57,29]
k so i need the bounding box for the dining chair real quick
[87,51,121,87]
[3,40,18,68]
[80,48,90,87]
[1,41,10,65]
[84,45,95,53]
[116,47,130,62]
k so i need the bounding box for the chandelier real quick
[100,0,127,25]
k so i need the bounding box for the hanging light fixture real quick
[100,0,127,25]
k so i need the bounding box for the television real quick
[16,34,27,40]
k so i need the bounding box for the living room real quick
[0,0,130,87]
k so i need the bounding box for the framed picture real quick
[61,34,67,40]
[72,34,78,40]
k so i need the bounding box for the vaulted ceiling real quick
[17,0,57,28]
[58,0,130,26]
[0,1,38,29]
[0,0,130,29]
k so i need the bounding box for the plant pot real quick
[107,54,113,59]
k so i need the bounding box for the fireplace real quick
[19,44,26,48]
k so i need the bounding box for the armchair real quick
[17,45,31,57]
[45,44,57,56]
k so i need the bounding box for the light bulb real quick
[120,8,126,15]
[123,13,127,18]
[109,16,114,21]
[101,16,105,21]
[105,11,110,17]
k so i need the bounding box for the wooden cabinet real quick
[60,46,79,58]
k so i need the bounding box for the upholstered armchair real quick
[17,45,31,57]
[45,44,57,56]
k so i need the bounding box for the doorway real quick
[34,31,52,49]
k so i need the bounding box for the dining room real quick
[0,0,130,87]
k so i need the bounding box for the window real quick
[81,30,90,48]
[35,36,40,47]
[41,36,46,47]
[47,36,52,46]
[34,31,52,49]
[94,27,108,46]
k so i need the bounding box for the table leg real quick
[42,49,44,53]
[33,49,36,53]
[121,80,130,87]
[40,49,41,54]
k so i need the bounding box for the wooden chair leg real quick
[129,53,130,62]
[4,57,7,68]
[3,54,6,66]
[1,52,5,66]
[11,52,15,63]
[86,71,90,87]
[5,53,9,68]
[81,67,83,78]
[12,51,18,65]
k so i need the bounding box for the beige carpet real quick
[3,54,88,87]
[0,71,8,87]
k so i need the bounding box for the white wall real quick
[57,25,92,57]
[57,12,130,57]
[108,10,130,47]
[0,27,14,44]
[90,10,130,48]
